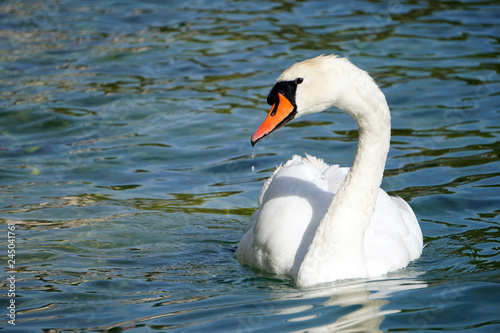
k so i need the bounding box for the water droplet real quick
[251,166,255,171]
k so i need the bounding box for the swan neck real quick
[296,83,391,286]
[348,110,391,204]
[336,78,392,220]
[328,100,391,246]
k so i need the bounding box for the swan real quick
[236,54,423,287]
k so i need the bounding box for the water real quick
[1,0,499,331]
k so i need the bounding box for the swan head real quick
[251,54,377,146]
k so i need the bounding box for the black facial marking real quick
[267,80,299,108]
[270,103,278,116]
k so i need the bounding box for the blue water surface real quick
[1,0,500,332]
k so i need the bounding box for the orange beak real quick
[251,93,296,146]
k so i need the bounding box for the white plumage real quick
[237,55,423,287]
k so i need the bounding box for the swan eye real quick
[295,78,304,84]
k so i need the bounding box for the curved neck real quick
[296,82,391,287]
[342,105,391,217]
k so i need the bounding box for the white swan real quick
[236,55,423,287]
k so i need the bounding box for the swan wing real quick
[237,155,340,275]
[364,191,423,276]
[237,155,423,281]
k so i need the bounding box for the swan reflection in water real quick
[258,273,427,332]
